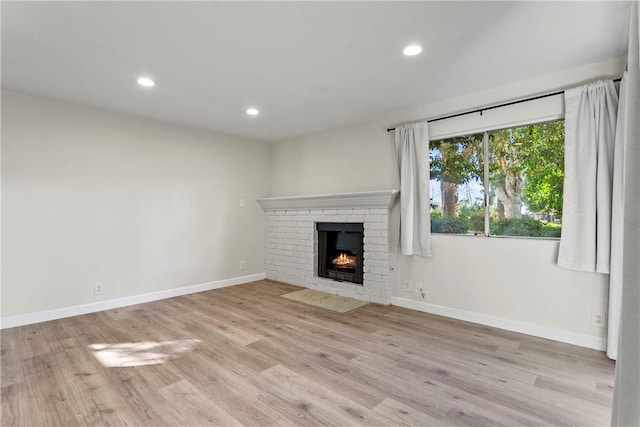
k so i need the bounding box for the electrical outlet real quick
[94,282,104,296]
[404,280,412,292]
[592,311,606,328]
[240,260,246,270]
[239,198,246,208]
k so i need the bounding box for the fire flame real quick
[332,252,356,269]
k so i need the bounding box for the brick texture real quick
[263,208,392,305]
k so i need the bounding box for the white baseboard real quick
[1,273,266,329]
[391,297,607,351]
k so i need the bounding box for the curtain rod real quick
[386,77,622,132]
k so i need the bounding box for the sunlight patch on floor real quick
[89,339,201,367]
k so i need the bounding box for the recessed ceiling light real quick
[403,44,423,56]
[246,108,260,116]
[136,77,156,87]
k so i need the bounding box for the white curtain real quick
[607,73,627,360]
[395,121,432,257]
[558,80,618,273]
[611,1,640,425]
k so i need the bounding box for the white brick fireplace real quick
[257,190,398,305]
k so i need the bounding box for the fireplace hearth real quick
[317,222,364,284]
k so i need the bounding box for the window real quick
[429,120,564,238]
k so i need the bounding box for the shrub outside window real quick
[429,120,564,238]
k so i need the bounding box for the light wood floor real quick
[2,280,615,426]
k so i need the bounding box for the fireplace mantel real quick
[257,190,399,211]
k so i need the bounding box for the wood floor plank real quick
[0,329,24,389]
[21,351,84,427]
[102,368,188,426]
[178,359,286,426]
[246,336,386,410]
[188,311,263,346]
[372,397,443,426]
[368,327,539,385]
[254,364,394,426]
[50,337,138,426]
[348,351,549,426]
[1,280,616,426]
[158,379,243,426]
[0,384,28,426]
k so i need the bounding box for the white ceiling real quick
[1,1,631,142]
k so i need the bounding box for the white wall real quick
[1,91,270,319]
[271,121,398,196]
[270,58,625,348]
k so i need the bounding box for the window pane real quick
[429,133,485,235]
[487,121,564,238]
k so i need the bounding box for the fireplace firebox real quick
[316,222,364,284]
